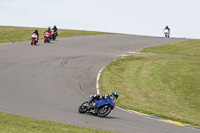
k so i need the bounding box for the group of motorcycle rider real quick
[32,25,170,45]
[31,25,58,44]
[46,25,58,36]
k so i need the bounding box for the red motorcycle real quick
[51,30,57,41]
[44,32,50,43]
[31,33,38,45]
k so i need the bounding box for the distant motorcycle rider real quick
[52,25,57,32]
[52,25,58,36]
[164,25,170,38]
[164,25,170,32]
[47,27,51,33]
[32,29,39,40]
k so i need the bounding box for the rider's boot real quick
[88,100,95,109]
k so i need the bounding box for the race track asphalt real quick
[0,34,199,133]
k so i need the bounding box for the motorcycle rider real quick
[164,25,170,37]
[32,29,39,40]
[46,27,52,39]
[52,25,57,32]
[48,27,51,33]
[88,91,119,109]
[52,25,58,36]
[164,25,170,32]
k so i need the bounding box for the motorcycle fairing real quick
[95,97,114,109]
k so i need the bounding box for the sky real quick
[0,0,200,39]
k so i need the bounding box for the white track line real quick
[96,67,105,95]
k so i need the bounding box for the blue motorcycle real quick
[78,94,116,117]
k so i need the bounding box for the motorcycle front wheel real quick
[97,105,111,117]
[31,39,34,45]
[78,101,88,113]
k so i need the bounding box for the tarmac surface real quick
[0,34,199,133]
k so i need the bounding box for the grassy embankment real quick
[0,26,115,133]
[100,40,200,126]
[0,26,113,43]
[0,112,114,133]
[141,39,200,57]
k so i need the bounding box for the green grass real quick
[141,39,200,57]
[0,112,114,133]
[0,26,113,43]
[100,56,200,126]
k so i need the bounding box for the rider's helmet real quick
[54,25,56,28]
[35,29,38,33]
[166,25,169,29]
[112,91,119,99]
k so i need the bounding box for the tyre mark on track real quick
[79,84,83,92]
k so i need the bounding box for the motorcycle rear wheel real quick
[97,105,111,117]
[78,101,88,113]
